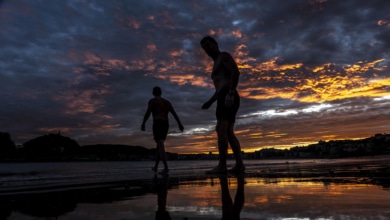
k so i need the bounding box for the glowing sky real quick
[1,0,390,153]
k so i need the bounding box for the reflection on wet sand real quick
[2,175,390,219]
[1,180,154,219]
[154,173,171,220]
[242,177,390,219]
[0,191,78,219]
[2,157,390,219]
[219,173,245,220]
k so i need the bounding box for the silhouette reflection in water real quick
[154,173,171,220]
[219,173,245,220]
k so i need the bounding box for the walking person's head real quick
[200,36,219,59]
[200,36,218,47]
[153,86,162,96]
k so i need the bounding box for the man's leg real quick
[158,140,169,172]
[215,119,229,171]
[227,122,245,171]
[153,142,160,172]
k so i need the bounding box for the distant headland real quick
[0,132,389,162]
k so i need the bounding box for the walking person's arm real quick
[202,91,218,109]
[170,108,184,131]
[141,101,153,131]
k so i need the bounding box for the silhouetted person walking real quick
[200,36,245,173]
[142,86,184,173]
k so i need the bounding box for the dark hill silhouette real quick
[0,132,16,159]
[3,132,168,161]
[21,133,80,160]
[1,132,389,161]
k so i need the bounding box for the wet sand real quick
[1,156,390,219]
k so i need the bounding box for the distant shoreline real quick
[1,152,390,163]
[2,133,390,162]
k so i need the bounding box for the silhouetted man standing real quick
[142,86,184,173]
[200,36,245,173]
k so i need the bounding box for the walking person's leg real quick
[228,122,245,172]
[158,139,169,172]
[207,119,229,173]
[153,146,160,172]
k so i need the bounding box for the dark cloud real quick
[1,0,389,151]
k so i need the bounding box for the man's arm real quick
[170,107,184,131]
[201,91,218,109]
[141,101,152,131]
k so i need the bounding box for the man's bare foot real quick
[229,165,245,173]
[159,168,169,174]
[206,166,227,174]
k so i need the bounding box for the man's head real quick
[153,86,162,96]
[200,36,219,58]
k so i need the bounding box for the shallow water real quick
[0,159,313,189]
[1,158,390,219]
[0,158,380,187]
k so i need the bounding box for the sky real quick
[1,0,390,154]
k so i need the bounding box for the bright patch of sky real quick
[241,103,335,118]
[373,95,390,101]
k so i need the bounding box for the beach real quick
[1,156,390,219]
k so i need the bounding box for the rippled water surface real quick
[1,158,390,219]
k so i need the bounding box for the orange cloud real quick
[254,58,304,72]
[240,86,296,100]
[297,59,389,102]
[147,44,157,52]
[238,58,389,103]
[231,29,242,38]
[53,86,112,115]
[208,28,224,36]
[118,16,141,29]
[247,57,303,73]
[83,52,102,65]
[377,19,390,28]
[344,59,386,74]
[312,63,333,73]
[169,49,184,57]
[234,44,257,66]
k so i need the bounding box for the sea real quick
[0,158,359,191]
